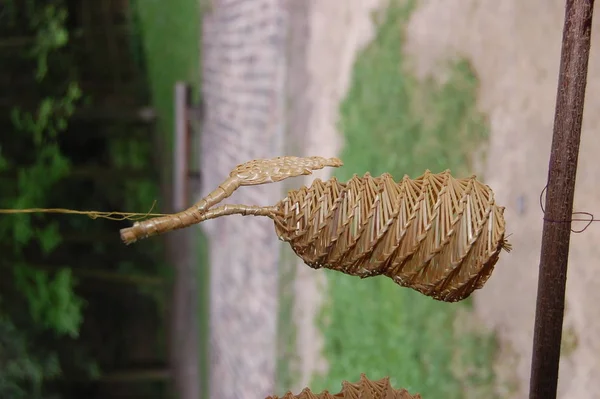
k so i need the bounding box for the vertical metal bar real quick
[171,82,200,399]
[529,1,595,398]
[185,84,194,203]
[174,82,189,211]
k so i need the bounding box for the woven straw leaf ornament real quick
[266,374,421,399]
[120,156,511,302]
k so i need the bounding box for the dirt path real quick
[289,0,384,391]
[405,1,600,397]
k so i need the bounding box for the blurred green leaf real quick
[13,266,84,338]
[37,222,62,255]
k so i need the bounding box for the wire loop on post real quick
[539,184,597,233]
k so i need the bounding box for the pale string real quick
[0,200,168,222]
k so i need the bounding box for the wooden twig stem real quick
[529,1,595,398]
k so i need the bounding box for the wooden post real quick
[529,1,594,398]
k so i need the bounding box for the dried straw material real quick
[274,169,510,302]
[266,374,421,399]
[119,156,341,244]
[119,156,510,302]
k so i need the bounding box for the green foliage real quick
[7,86,80,245]
[13,266,84,338]
[0,1,86,396]
[2,0,83,321]
[109,136,160,211]
[2,0,179,397]
[29,3,69,81]
[312,2,497,398]
[11,83,81,142]
[37,222,62,255]
[0,317,61,399]
[5,2,81,252]
[5,44,84,340]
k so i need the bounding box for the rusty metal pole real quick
[529,1,595,398]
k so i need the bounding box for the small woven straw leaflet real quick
[266,374,421,399]
[120,156,510,302]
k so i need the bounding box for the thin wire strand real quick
[539,185,598,233]
[0,201,169,222]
